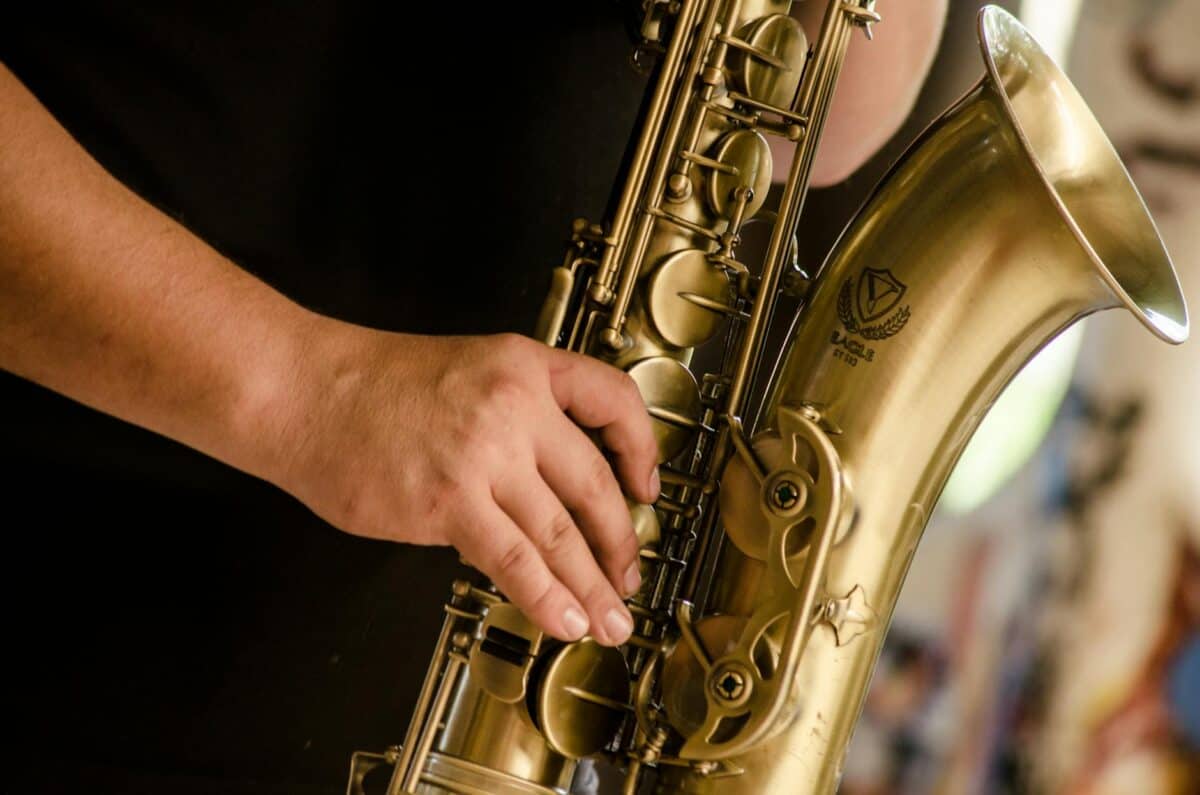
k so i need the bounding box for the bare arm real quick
[0,63,659,646]
[775,0,949,185]
[0,65,311,479]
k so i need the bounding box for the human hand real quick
[273,327,660,646]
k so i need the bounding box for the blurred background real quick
[790,1,1199,792]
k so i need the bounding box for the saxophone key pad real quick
[732,13,809,110]
[646,248,736,349]
[534,640,631,759]
[626,356,703,463]
[706,130,773,220]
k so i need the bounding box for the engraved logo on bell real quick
[836,267,911,340]
[829,268,911,367]
[857,267,905,322]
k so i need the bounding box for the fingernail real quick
[623,562,641,596]
[563,607,589,640]
[605,606,634,644]
[648,468,661,500]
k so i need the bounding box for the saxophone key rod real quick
[591,0,706,304]
[600,0,737,347]
[724,0,870,420]
[394,640,470,794]
[387,589,465,787]
[667,0,746,192]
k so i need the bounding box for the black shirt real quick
[1,4,644,793]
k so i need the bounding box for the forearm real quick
[781,0,949,185]
[0,62,318,482]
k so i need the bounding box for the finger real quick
[543,348,661,504]
[494,469,634,647]
[452,499,590,643]
[535,410,642,599]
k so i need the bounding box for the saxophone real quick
[351,3,1189,793]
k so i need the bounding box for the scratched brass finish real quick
[350,5,1187,795]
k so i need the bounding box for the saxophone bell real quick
[668,7,1186,791]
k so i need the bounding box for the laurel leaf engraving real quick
[859,306,910,340]
[836,280,858,333]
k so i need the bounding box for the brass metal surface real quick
[434,672,575,792]
[536,640,632,759]
[627,356,704,463]
[647,249,735,349]
[468,602,544,704]
[419,752,565,795]
[705,130,773,219]
[733,13,808,108]
[352,4,1187,795]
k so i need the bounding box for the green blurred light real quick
[940,3,1090,516]
[941,323,1084,515]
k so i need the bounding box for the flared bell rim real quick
[977,5,1188,344]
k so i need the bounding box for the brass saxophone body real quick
[351,4,1188,794]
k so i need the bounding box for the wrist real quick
[238,307,387,496]
[222,303,344,488]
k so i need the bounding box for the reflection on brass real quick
[536,640,632,759]
[535,266,575,345]
[350,4,1187,795]
[647,249,735,348]
[679,406,849,762]
[732,14,809,108]
[627,356,703,463]
[719,434,788,561]
[705,130,773,220]
[469,603,544,704]
[629,498,662,584]
[816,584,875,647]
[661,615,749,738]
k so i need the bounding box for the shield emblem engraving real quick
[856,268,906,322]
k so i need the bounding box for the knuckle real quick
[525,577,559,617]
[335,487,369,533]
[487,376,526,412]
[619,371,644,404]
[596,524,639,568]
[583,454,616,499]
[536,509,578,556]
[329,474,385,539]
[496,537,534,579]
[423,475,462,519]
[492,333,534,363]
[448,417,489,468]
[494,332,527,350]
[582,579,617,610]
[451,412,480,446]
[458,398,520,462]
